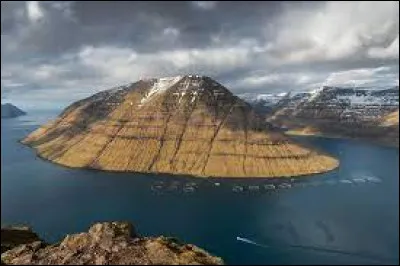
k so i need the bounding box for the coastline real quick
[21,139,339,180]
[285,131,399,149]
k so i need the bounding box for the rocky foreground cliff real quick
[22,75,338,178]
[1,221,224,265]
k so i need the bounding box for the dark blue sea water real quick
[1,110,399,265]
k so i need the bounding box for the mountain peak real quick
[22,77,338,178]
[137,75,228,108]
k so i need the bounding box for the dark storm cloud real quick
[2,1,284,55]
[1,1,399,108]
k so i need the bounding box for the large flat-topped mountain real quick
[22,76,338,178]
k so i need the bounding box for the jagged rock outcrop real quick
[1,221,224,265]
[1,227,41,253]
[22,75,338,177]
[1,103,26,119]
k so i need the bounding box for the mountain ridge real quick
[246,86,399,147]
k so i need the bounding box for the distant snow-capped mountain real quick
[250,86,399,147]
[239,92,290,114]
[271,86,399,122]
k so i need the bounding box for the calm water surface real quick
[1,110,399,265]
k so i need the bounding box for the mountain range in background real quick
[243,86,399,147]
[1,103,26,119]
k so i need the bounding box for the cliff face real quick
[263,87,399,147]
[22,75,338,178]
[1,221,224,265]
[265,86,398,121]
[1,104,26,119]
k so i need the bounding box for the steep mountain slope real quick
[381,110,399,126]
[1,103,26,119]
[266,86,399,147]
[270,86,398,121]
[22,76,338,178]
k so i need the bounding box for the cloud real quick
[1,1,398,108]
[231,72,325,93]
[368,35,399,59]
[325,66,398,87]
[163,27,180,38]
[267,1,399,63]
[26,1,44,22]
[191,1,217,10]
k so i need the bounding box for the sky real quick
[1,1,399,110]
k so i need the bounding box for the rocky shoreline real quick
[1,221,224,265]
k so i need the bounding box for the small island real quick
[1,103,26,119]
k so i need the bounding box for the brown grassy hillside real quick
[22,76,338,178]
[381,110,399,126]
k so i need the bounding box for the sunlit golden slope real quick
[381,110,399,127]
[22,76,338,178]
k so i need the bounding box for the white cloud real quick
[191,1,217,10]
[268,1,399,63]
[325,66,398,87]
[163,27,180,38]
[239,74,282,87]
[159,46,250,71]
[233,72,323,90]
[1,42,255,103]
[26,1,44,22]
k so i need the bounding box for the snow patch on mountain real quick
[139,76,183,107]
[239,93,289,106]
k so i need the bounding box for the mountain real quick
[272,86,398,120]
[1,103,26,119]
[22,75,338,178]
[239,93,289,114]
[265,86,399,147]
[1,221,224,265]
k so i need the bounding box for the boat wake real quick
[236,237,267,247]
[236,236,395,264]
